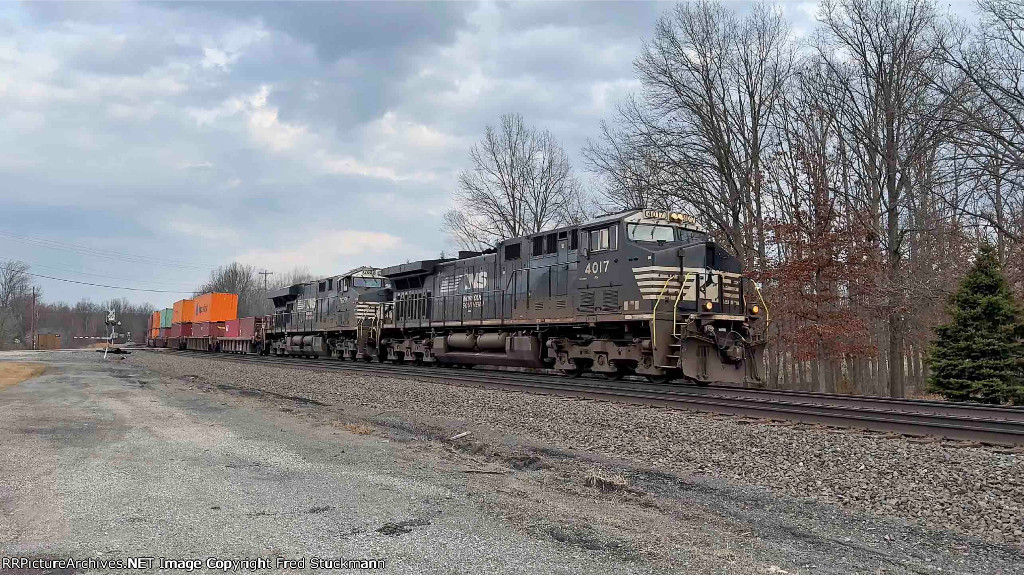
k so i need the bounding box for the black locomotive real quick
[266,210,767,386]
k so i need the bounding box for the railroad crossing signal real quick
[103,309,120,360]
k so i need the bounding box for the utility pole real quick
[30,287,36,350]
[258,270,273,292]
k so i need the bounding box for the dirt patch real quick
[0,362,46,391]
[340,422,374,435]
[376,518,431,536]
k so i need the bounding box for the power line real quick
[0,254,199,287]
[0,230,214,270]
[25,271,195,294]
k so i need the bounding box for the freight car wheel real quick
[602,370,625,381]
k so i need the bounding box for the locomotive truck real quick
[266,209,767,386]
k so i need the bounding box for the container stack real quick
[150,310,163,347]
[168,298,194,350]
[186,293,238,351]
[157,307,173,347]
[147,292,244,352]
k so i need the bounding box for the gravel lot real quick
[3,351,663,575]
[126,351,1024,556]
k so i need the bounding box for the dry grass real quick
[583,470,629,493]
[0,362,46,391]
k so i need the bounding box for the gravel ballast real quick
[128,352,1024,551]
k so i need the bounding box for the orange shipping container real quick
[173,299,195,323]
[193,292,238,323]
[150,311,161,338]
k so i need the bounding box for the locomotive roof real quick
[380,258,451,278]
[339,265,381,278]
[267,265,383,299]
[382,209,705,275]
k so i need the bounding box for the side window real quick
[327,278,333,291]
[545,233,557,254]
[342,277,350,292]
[504,243,521,260]
[318,281,326,292]
[570,229,579,250]
[588,226,618,252]
[532,236,544,257]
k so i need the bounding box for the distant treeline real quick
[0,260,314,349]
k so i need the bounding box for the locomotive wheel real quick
[558,359,586,378]
[644,372,676,385]
[602,370,625,381]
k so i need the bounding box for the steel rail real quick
[153,349,1024,423]
[144,349,1024,446]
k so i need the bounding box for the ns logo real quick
[464,271,487,290]
[295,298,317,312]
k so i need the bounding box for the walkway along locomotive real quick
[265,210,767,386]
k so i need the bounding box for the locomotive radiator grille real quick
[633,266,696,301]
[721,276,743,313]
[356,302,379,319]
[579,291,595,313]
[601,289,619,312]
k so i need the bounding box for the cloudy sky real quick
[0,1,973,307]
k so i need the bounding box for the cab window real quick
[353,277,383,288]
[627,223,675,243]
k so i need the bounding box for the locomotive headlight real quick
[704,301,713,311]
[751,305,760,315]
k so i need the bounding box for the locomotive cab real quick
[570,209,766,385]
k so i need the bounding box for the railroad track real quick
[143,348,1024,446]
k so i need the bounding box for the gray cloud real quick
[0,1,842,307]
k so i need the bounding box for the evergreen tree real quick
[928,244,1024,404]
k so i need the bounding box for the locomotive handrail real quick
[751,280,771,328]
[672,271,697,337]
[650,274,678,352]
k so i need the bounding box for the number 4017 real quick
[584,260,610,274]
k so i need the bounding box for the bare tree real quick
[940,0,1024,174]
[814,0,951,397]
[931,0,1024,268]
[196,263,317,317]
[586,1,791,268]
[270,266,313,290]
[443,113,589,251]
[0,261,31,349]
[584,116,680,212]
[196,262,261,317]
